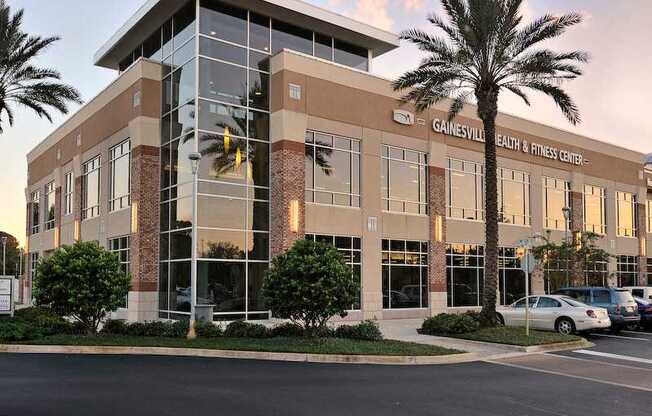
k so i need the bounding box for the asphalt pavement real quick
[0,352,649,416]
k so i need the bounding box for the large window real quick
[109,140,131,212]
[499,248,528,305]
[44,181,55,231]
[446,244,483,307]
[381,145,427,214]
[30,191,40,234]
[616,191,637,237]
[447,158,483,221]
[617,255,639,287]
[647,199,652,233]
[29,253,39,282]
[305,131,360,207]
[82,156,100,220]
[584,185,606,234]
[64,172,73,216]
[585,260,609,288]
[382,239,428,309]
[109,236,131,275]
[648,258,652,286]
[306,234,361,310]
[498,168,531,226]
[543,177,570,231]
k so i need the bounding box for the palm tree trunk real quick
[478,91,499,328]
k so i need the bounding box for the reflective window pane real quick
[314,33,332,60]
[199,37,246,66]
[197,229,246,259]
[197,261,246,312]
[199,100,246,136]
[172,59,196,109]
[197,195,246,229]
[334,39,368,71]
[200,0,247,45]
[248,70,269,110]
[198,133,247,184]
[173,2,196,48]
[199,58,246,105]
[249,13,270,52]
[272,20,312,55]
[169,261,191,312]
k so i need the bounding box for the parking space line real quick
[572,349,652,365]
[486,360,652,393]
[621,330,652,337]
[589,333,650,341]
[544,353,652,372]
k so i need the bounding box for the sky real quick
[0,0,650,247]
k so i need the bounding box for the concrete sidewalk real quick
[378,319,524,359]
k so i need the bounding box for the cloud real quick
[403,0,425,11]
[327,0,395,31]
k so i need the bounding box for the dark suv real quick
[553,287,640,332]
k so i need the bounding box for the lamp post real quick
[187,152,202,340]
[1,236,7,276]
[562,206,572,287]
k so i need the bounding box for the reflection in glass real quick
[315,33,333,60]
[173,2,196,48]
[197,195,246,229]
[198,101,246,136]
[172,59,196,108]
[199,58,246,105]
[200,0,247,45]
[199,37,246,66]
[584,185,606,234]
[447,158,483,220]
[272,20,312,55]
[169,261,191,312]
[171,104,195,139]
[197,261,246,312]
[498,168,530,225]
[170,134,195,186]
[248,263,268,311]
[334,39,368,71]
[248,70,269,110]
[198,229,246,259]
[249,13,270,52]
[382,239,428,309]
[616,191,636,237]
[543,177,569,230]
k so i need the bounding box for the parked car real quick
[553,287,640,333]
[496,295,610,335]
[632,297,652,330]
[623,286,652,302]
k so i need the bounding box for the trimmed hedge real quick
[334,320,383,341]
[421,313,480,336]
[224,321,269,339]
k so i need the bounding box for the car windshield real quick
[614,290,635,303]
[561,297,587,307]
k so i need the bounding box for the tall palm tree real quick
[0,0,82,133]
[393,0,588,326]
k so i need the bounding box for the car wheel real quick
[555,318,575,335]
[495,313,505,326]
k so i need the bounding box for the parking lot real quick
[491,329,652,392]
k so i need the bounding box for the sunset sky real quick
[1,0,650,247]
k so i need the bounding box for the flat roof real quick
[94,0,400,70]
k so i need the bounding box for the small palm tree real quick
[0,0,82,133]
[393,0,588,327]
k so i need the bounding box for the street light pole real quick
[187,152,202,340]
[562,206,572,288]
[517,234,545,337]
[1,236,7,276]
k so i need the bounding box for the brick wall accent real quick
[570,190,583,232]
[270,140,305,257]
[638,202,647,285]
[130,145,160,292]
[428,166,447,293]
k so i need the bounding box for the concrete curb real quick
[427,337,594,354]
[0,344,479,366]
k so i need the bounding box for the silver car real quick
[496,295,611,335]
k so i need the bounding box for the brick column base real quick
[128,145,160,322]
[428,166,447,315]
[270,140,305,258]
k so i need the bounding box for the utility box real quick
[195,305,215,322]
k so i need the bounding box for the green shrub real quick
[421,313,479,336]
[270,322,305,338]
[14,307,72,335]
[165,320,189,338]
[0,320,42,341]
[195,321,223,338]
[34,242,131,334]
[101,319,129,335]
[334,320,383,341]
[224,320,269,338]
[262,239,359,334]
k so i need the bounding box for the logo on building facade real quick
[393,110,415,126]
[432,118,585,166]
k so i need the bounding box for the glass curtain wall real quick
[381,145,427,215]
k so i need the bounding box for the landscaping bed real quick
[12,335,458,356]
[0,308,459,357]
[420,313,582,347]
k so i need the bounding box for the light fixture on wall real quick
[573,231,582,249]
[640,238,647,257]
[131,203,138,234]
[73,220,80,242]
[434,215,443,243]
[289,200,299,233]
[54,227,60,248]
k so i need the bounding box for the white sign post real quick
[0,276,15,317]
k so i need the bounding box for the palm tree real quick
[0,0,82,133]
[393,0,588,326]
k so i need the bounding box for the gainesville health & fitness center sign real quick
[432,118,584,166]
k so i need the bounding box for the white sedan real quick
[496,295,611,335]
